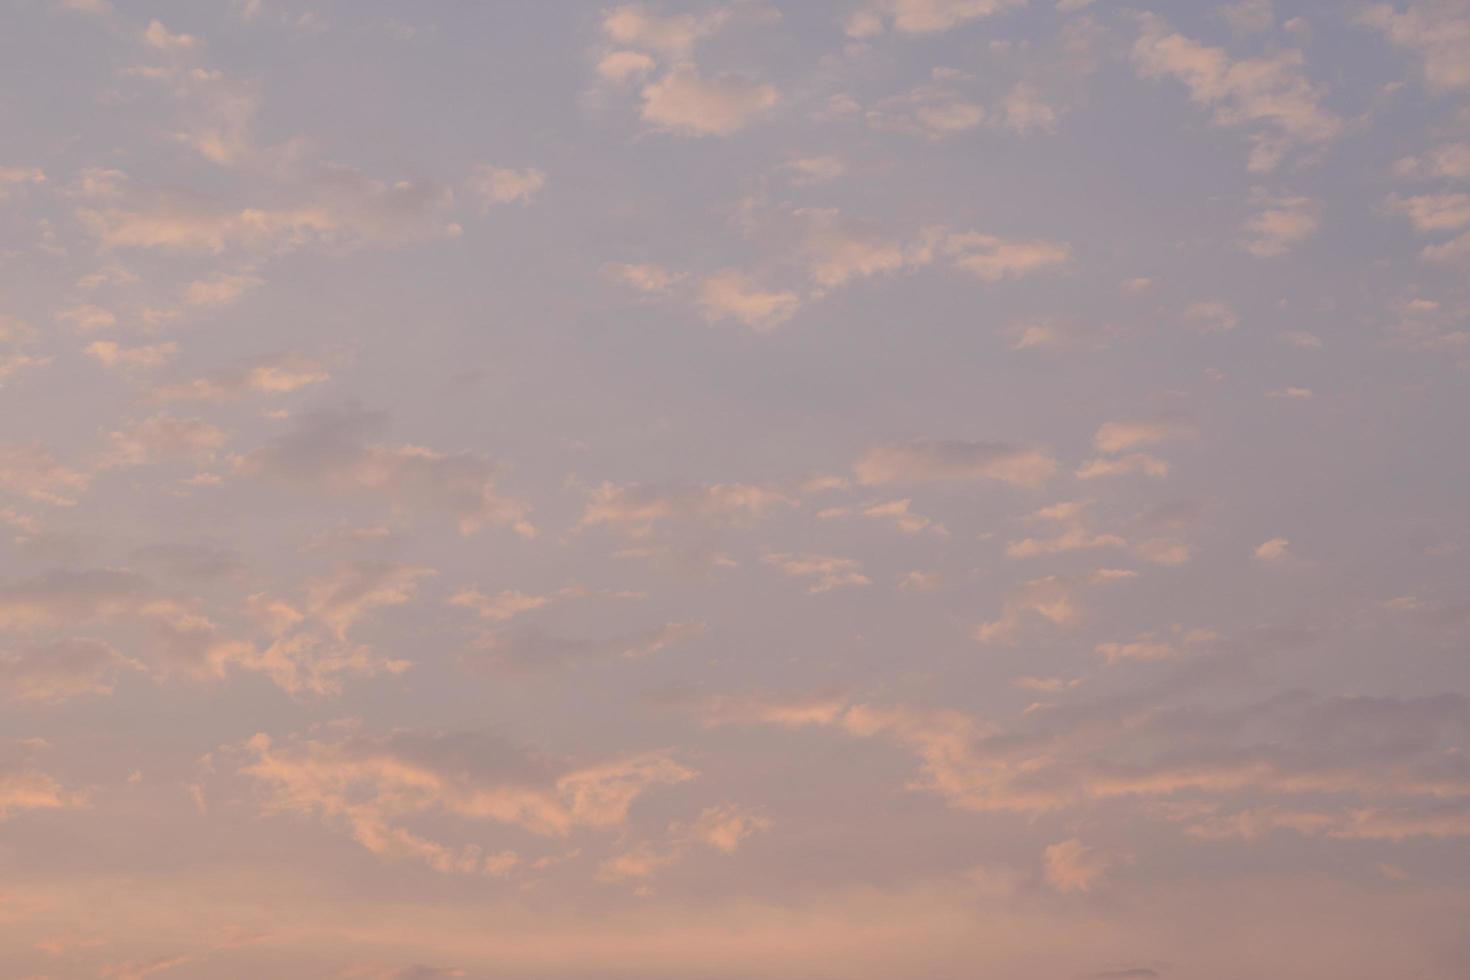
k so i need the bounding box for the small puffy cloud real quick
[1388,192,1470,233]
[239,727,695,870]
[151,351,329,401]
[598,49,656,83]
[846,0,1027,37]
[640,65,777,137]
[80,166,460,253]
[0,638,134,702]
[1005,500,1126,558]
[858,498,947,536]
[996,82,1058,133]
[1075,453,1169,480]
[855,439,1057,488]
[1093,417,1197,454]
[1394,141,1470,180]
[602,5,724,57]
[448,588,551,623]
[0,445,91,506]
[1267,386,1312,399]
[183,271,261,307]
[0,764,81,819]
[765,553,871,593]
[104,415,227,467]
[943,232,1071,281]
[142,19,197,51]
[465,166,545,210]
[85,340,179,373]
[468,621,703,674]
[577,480,790,538]
[56,303,117,332]
[1241,192,1320,257]
[1360,2,1470,92]
[1131,13,1341,171]
[1277,330,1323,349]
[236,407,533,536]
[783,156,847,184]
[1003,317,1114,353]
[1183,300,1239,333]
[684,803,772,853]
[305,562,434,640]
[1254,536,1291,562]
[605,262,683,295]
[1043,837,1115,893]
[0,165,45,200]
[697,271,800,329]
[973,575,1079,644]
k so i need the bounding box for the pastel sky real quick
[2,1,1469,977]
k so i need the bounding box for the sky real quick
[1,0,1469,977]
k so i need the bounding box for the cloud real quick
[1394,141,1470,180]
[819,498,947,536]
[142,19,197,51]
[0,638,135,703]
[151,351,329,402]
[1005,500,1127,558]
[104,415,228,467]
[237,407,533,536]
[765,553,872,593]
[0,760,81,818]
[1183,300,1239,333]
[697,271,800,329]
[684,803,772,853]
[305,562,434,640]
[1360,2,1470,92]
[1131,13,1341,171]
[942,232,1071,281]
[85,340,179,373]
[719,688,1470,842]
[449,589,552,623]
[854,439,1057,488]
[1075,454,1169,480]
[783,156,847,184]
[0,445,91,506]
[602,5,727,57]
[239,727,695,871]
[606,262,683,295]
[598,49,657,83]
[1093,417,1198,454]
[1043,837,1115,893]
[1254,537,1291,563]
[1388,192,1470,233]
[80,165,461,254]
[972,575,1080,644]
[577,480,791,539]
[846,0,1027,37]
[640,65,777,136]
[1241,192,1319,257]
[467,621,703,674]
[465,166,546,209]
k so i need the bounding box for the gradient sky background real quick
[2,1,1469,977]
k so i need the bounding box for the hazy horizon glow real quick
[2,1,1470,978]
